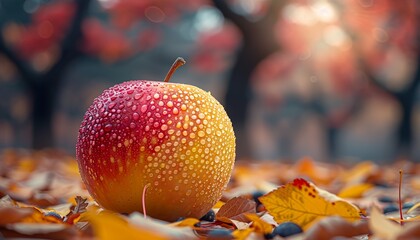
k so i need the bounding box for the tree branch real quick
[211,0,250,35]
[0,31,37,87]
[46,0,91,81]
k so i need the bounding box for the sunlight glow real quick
[310,1,337,23]
[98,0,117,9]
[193,7,223,33]
[283,4,317,26]
[323,25,349,47]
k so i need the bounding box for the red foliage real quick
[82,19,132,62]
[16,1,75,58]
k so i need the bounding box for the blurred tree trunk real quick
[0,0,90,149]
[212,0,285,159]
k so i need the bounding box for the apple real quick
[76,58,236,221]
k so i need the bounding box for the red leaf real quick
[216,197,256,223]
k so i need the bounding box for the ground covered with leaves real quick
[0,149,419,239]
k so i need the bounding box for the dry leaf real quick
[304,216,369,240]
[337,183,374,198]
[339,161,377,184]
[245,213,273,234]
[216,197,256,223]
[4,223,77,239]
[64,196,88,224]
[0,207,35,225]
[259,178,361,230]
[169,218,200,227]
[85,210,168,240]
[369,206,402,239]
[407,202,420,215]
[129,212,197,239]
[395,221,420,239]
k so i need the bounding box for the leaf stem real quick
[164,57,186,83]
[399,169,403,225]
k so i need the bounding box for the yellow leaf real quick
[213,200,225,209]
[339,161,377,184]
[168,218,199,227]
[259,178,361,230]
[245,213,273,234]
[407,202,420,215]
[232,228,253,240]
[85,210,167,240]
[338,183,374,198]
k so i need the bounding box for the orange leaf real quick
[85,210,168,240]
[259,178,361,230]
[216,197,256,223]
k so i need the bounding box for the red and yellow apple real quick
[76,58,235,221]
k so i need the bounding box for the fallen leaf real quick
[0,207,35,225]
[169,218,199,227]
[369,206,402,239]
[64,196,88,224]
[245,213,273,234]
[232,228,254,240]
[259,178,361,230]
[338,183,374,198]
[85,210,168,240]
[407,202,420,215]
[304,216,369,240]
[395,221,420,239]
[129,212,197,239]
[4,223,77,239]
[216,197,256,223]
[339,161,377,184]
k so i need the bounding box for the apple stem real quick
[164,57,186,82]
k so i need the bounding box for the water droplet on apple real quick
[104,124,112,132]
[133,112,139,120]
[109,102,116,109]
[141,105,148,113]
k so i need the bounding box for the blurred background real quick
[0,0,419,162]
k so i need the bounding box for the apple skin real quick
[76,80,235,221]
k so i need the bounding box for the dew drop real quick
[109,102,116,109]
[161,124,168,131]
[127,89,134,94]
[134,93,141,100]
[133,112,140,120]
[141,105,148,113]
[130,122,136,129]
[198,131,205,137]
[181,104,187,111]
[215,156,220,163]
[104,124,112,132]
[153,93,160,99]
[167,101,173,107]
[173,108,179,115]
